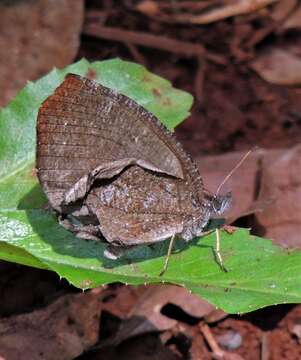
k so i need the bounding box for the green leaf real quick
[0,58,193,210]
[1,58,300,314]
[0,210,301,313]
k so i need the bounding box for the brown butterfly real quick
[36,74,231,274]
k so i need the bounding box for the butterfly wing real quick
[86,165,186,245]
[37,74,199,212]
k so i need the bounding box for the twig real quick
[142,0,280,25]
[261,332,270,360]
[200,323,225,358]
[83,22,227,102]
[136,0,221,13]
[84,21,227,65]
[246,0,299,48]
[84,22,205,58]
[195,55,206,104]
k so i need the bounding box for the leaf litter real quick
[1,0,301,358]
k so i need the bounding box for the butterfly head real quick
[211,191,232,216]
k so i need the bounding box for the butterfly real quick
[37,74,231,274]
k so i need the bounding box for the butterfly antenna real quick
[215,148,254,197]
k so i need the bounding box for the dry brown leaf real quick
[205,308,229,323]
[255,145,301,247]
[200,147,301,249]
[0,291,103,360]
[270,0,297,21]
[100,285,218,347]
[129,285,215,321]
[282,5,301,29]
[250,48,301,85]
[0,0,83,106]
[196,151,259,221]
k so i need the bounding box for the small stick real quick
[83,23,205,58]
[160,234,176,276]
[83,22,227,101]
[261,332,270,360]
[199,323,225,359]
[163,0,279,24]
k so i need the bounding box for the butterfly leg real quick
[104,245,130,260]
[215,228,228,272]
[159,234,176,276]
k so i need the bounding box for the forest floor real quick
[1,1,301,359]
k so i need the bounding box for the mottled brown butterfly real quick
[37,74,231,274]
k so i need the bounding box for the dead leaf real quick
[0,290,103,360]
[282,5,301,30]
[250,48,301,85]
[199,147,301,249]
[255,145,301,247]
[205,308,228,323]
[290,323,301,344]
[270,0,297,22]
[130,285,214,322]
[101,285,148,319]
[0,0,83,106]
[196,150,259,221]
[100,285,218,347]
